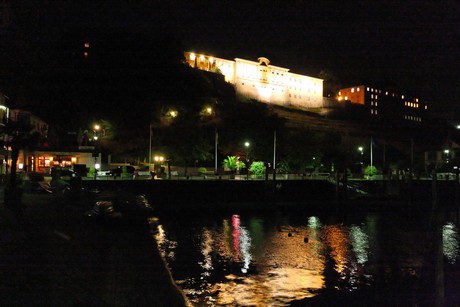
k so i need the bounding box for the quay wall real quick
[78,178,460,209]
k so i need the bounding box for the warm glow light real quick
[95,163,101,170]
[18,163,24,170]
[206,107,212,114]
[154,156,164,162]
[200,55,205,62]
[170,110,177,117]
[71,157,77,164]
[190,53,196,61]
[94,124,100,131]
[245,141,250,148]
[209,57,214,63]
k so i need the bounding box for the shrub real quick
[223,156,245,171]
[249,161,266,176]
[198,167,207,174]
[364,165,379,176]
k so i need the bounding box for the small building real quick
[22,150,101,175]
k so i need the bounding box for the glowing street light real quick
[154,155,164,163]
[445,149,450,163]
[245,142,250,179]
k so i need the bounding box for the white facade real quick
[185,52,324,110]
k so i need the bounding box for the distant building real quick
[184,52,324,110]
[9,109,48,140]
[337,85,429,125]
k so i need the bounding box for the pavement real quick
[0,186,188,306]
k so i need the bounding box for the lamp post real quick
[245,141,250,179]
[444,149,450,164]
[358,146,364,176]
[149,124,153,173]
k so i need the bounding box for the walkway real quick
[0,187,187,306]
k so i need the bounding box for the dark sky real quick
[11,0,460,105]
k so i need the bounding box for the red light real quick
[84,52,88,57]
[84,42,89,48]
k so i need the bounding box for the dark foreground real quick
[0,188,187,306]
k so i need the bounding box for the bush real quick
[88,167,96,178]
[364,165,379,176]
[249,161,266,176]
[198,167,207,174]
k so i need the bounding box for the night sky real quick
[7,1,460,106]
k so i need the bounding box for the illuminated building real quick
[337,85,429,124]
[185,52,324,110]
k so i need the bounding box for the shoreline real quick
[0,188,188,306]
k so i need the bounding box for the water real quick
[152,205,460,306]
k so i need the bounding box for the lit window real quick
[375,95,378,99]
[189,53,196,61]
[375,110,378,115]
[402,95,404,99]
[357,88,360,92]
[345,96,348,100]
[425,105,428,110]
[375,102,378,106]
[367,87,370,91]
[371,88,374,92]
[338,91,341,95]
[371,109,374,114]
[385,91,388,95]
[351,88,355,93]
[416,98,419,102]
[371,94,374,98]
[200,55,204,61]
[371,101,374,106]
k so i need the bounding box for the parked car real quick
[108,166,135,177]
[51,166,77,180]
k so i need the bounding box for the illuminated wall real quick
[185,52,324,109]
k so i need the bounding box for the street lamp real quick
[445,149,450,163]
[245,141,250,179]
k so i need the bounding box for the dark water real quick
[152,205,460,306]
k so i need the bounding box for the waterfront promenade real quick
[0,187,187,306]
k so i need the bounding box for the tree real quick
[0,120,34,217]
[223,156,245,173]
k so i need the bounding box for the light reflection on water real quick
[153,210,460,306]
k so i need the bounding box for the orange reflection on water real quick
[198,221,326,305]
[322,225,350,275]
